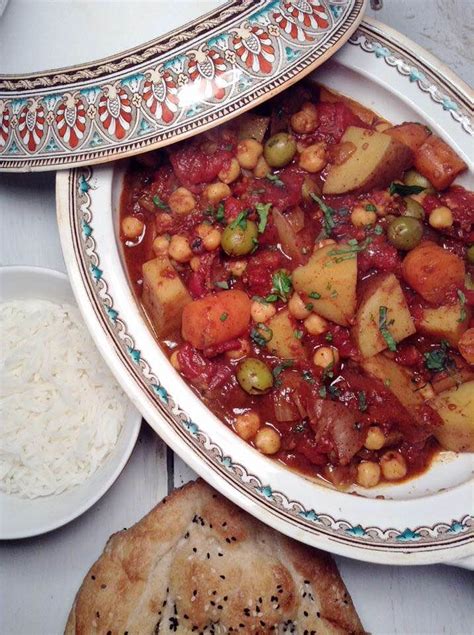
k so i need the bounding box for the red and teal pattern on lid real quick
[0,0,365,170]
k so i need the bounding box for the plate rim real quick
[56,20,474,565]
[0,0,366,172]
[0,265,142,540]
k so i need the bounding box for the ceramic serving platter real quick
[0,0,365,171]
[57,19,474,566]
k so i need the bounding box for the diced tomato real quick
[244,249,283,296]
[177,343,233,391]
[313,102,368,144]
[224,196,246,222]
[358,237,401,275]
[170,145,233,187]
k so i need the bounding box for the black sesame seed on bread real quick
[65,479,364,634]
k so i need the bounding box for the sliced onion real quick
[273,208,304,265]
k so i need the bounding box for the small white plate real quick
[0,266,142,539]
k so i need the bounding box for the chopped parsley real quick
[272,270,293,302]
[309,291,321,300]
[152,195,169,210]
[365,204,377,212]
[358,390,368,412]
[302,370,315,383]
[457,289,467,323]
[219,312,228,322]
[325,332,333,342]
[294,329,303,340]
[250,323,273,347]
[215,203,225,223]
[328,384,341,399]
[374,224,384,235]
[305,303,314,311]
[229,211,248,230]
[310,193,336,236]
[214,280,230,290]
[266,173,284,187]
[255,203,272,233]
[319,386,327,398]
[378,305,397,352]
[326,237,372,263]
[423,340,453,372]
[389,182,425,197]
[273,359,294,378]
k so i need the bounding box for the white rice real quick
[0,299,128,498]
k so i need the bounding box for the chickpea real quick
[236,138,263,170]
[169,187,196,215]
[313,346,339,369]
[289,293,312,320]
[304,314,328,336]
[253,156,271,178]
[168,235,193,263]
[351,206,377,227]
[357,461,381,488]
[380,451,407,481]
[235,411,261,440]
[218,157,241,184]
[301,175,321,201]
[250,300,276,323]
[170,350,181,371]
[314,238,336,251]
[152,235,170,255]
[290,107,318,134]
[429,206,453,229]
[122,215,144,239]
[196,223,222,251]
[190,256,201,272]
[227,260,247,277]
[298,142,327,173]
[254,426,281,455]
[205,182,231,205]
[364,426,385,451]
[225,338,251,360]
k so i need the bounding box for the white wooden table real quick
[1,3,473,633]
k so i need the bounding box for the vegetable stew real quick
[120,83,474,490]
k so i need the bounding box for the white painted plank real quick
[366,0,474,85]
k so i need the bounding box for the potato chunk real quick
[353,273,416,358]
[267,310,306,360]
[292,242,357,326]
[402,242,465,304]
[418,303,470,347]
[430,381,474,452]
[142,257,191,337]
[181,290,251,350]
[322,126,413,195]
[361,354,426,423]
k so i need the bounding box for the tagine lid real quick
[0,0,366,172]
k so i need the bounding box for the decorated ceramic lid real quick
[0,0,366,172]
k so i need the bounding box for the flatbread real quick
[66,479,363,634]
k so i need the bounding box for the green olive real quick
[264,132,297,168]
[403,169,435,193]
[236,358,273,395]
[387,216,423,251]
[402,197,425,220]
[467,245,474,265]
[221,220,258,257]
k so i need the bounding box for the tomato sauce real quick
[120,83,473,490]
